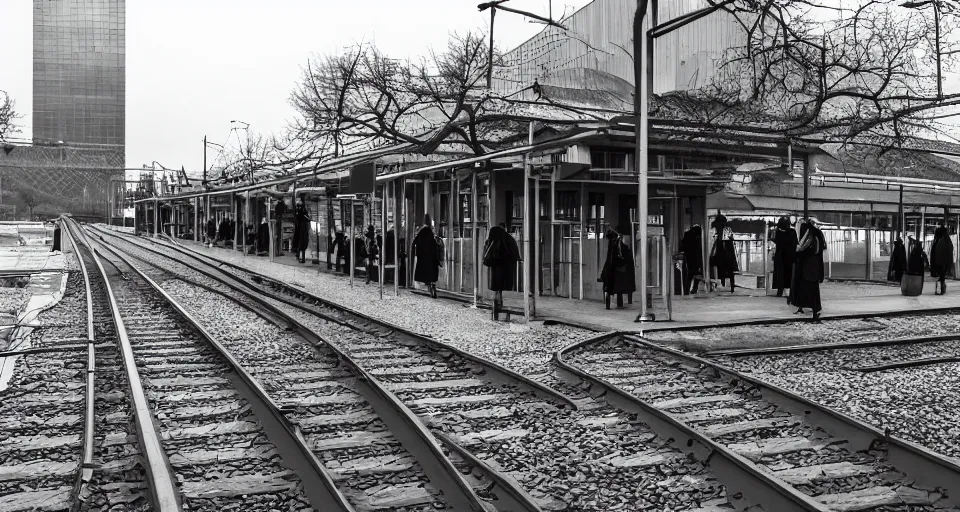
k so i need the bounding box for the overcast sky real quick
[0,0,591,178]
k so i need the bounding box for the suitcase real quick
[901,274,923,297]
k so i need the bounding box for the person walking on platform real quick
[600,229,635,309]
[274,198,287,256]
[709,213,739,293]
[412,214,441,298]
[931,225,954,295]
[292,199,310,263]
[364,225,380,284]
[789,220,826,322]
[483,223,522,321]
[217,215,231,247]
[772,216,798,297]
[681,225,703,295]
[887,238,907,283]
[206,218,216,247]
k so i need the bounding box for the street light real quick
[902,0,943,99]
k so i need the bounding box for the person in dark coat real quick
[887,238,907,283]
[206,218,217,246]
[483,223,522,320]
[257,217,270,255]
[681,225,703,295]
[292,199,311,263]
[274,199,287,256]
[600,229,635,310]
[332,231,348,273]
[397,234,408,287]
[412,214,441,298]
[789,220,825,321]
[906,237,928,276]
[363,225,379,284]
[709,213,739,293]
[930,226,954,295]
[772,216,798,297]
[217,216,231,246]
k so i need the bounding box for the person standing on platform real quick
[709,213,739,293]
[887,238,907,283]
[483,222,522,321]
[363,225,380,285]
[681,225,703,295]
[274,198,287,256]
[772,216,798,297]
[931,225,954,295]
[600,229,634,310]
[412,214,441,298]
[206,217,217,247]
[257,217,270,255]
[292,199,310,263]
[790,220,826,322]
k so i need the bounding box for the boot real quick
[943,281,947,295]
[605,294,611,310]
[616,294,624,309]
[812,311,821,323]
[627,293,633,305]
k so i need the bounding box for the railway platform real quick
[159,235,960,333]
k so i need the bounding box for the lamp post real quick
[902,0,943,99]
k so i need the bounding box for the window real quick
[590,150,627,170]
[588,192,605,224]
[554,190,579,221]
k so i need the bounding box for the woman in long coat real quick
[483,223,522,320]
[789,220,825,321]
[930,226,954,295]
[887,238,907,283]
[256,217,270,255]
[709,213,739,293]
[412,214,441,298]
[681,225,703,295]
[601,229,635,309]
[206,218,217,246]
[292,200,311,263]
[772,217,798,297]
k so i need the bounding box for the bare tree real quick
[0,90,21,143]
[290,31,539,158]
[657,0,960,147]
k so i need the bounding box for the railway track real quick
[557,333,960,511]
[65,219,357,511]
[92,226,750,511]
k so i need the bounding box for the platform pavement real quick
[152,234,960,332]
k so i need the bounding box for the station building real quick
[133,0,960,318]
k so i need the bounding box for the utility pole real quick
[203,135,207,185]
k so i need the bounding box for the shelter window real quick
[554,190,580,221]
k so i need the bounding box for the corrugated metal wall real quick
[493,0,746,97]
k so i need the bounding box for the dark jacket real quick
[483,226,522,291]
[384,230,396,265]
[257,221,269,252]
[930,227,955,277]
[412,226,441,284]
[218,219,230,241]
[292,204,310,252]
[275,200,287,220]
[709,216,739,279]
[887,239,907,282]
[207,219,217,239]
[772,221,798,289]
[907,239,928,276]
[681,225,703,277]
[601,231,636,294]
[795,224,825,283]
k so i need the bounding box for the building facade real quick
[33,0,125,146]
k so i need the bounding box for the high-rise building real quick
[32,0,125,146]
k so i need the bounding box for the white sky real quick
[0,0,591,177]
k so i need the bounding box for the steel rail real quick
[93,225,540,512]
[851,354,960,373]
[60,218,96,510]
[94,224,577,410]
[84,232,360,512]
[703,333,960,357]
[622,333,960,507]
[553,332,830,512]
[63,219,184,512]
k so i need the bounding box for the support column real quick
[194,197,199,242]
[763,221,769,296]
[153,200,159,237]
[550,168,556,296]
[380,183,387,300]
[472,172,479,306]
[522,122,533,323]
[579,182,585,300]
[533,169,539,316]
[232,194,239,251]
[394,179,401,296]
[268,197,275,262]
[350,199,355,287]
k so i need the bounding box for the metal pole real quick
[380,184,386,299]
[350,199,355,287]
[763,220,769,296]
[579,182,584,299]
[401,175,408,290]
[448,173,455,290]
[153,199,158,237]
[523,122,533,323]
[472,172,479,306]
[550,168,556,295]
[268,197,275,262]
[394,179,401,296]
[232,194,238,250]
[935,2,942,99]
[533,168,539,316]
[487,8,496,89]
[203,135,207,185]
[635,3,655,322]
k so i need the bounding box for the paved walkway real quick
[160,234,960,332]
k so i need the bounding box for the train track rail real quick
[0,224,87,511]
[556,332,960,511]
[65,219,360,511]
[92,225,751,511]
